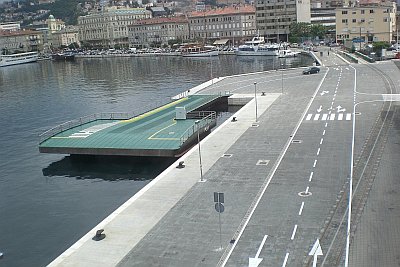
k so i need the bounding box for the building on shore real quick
[0,22,21,31]
[255,0,311,42]
[128,16,189,48]
[78,7,152,49]
[187,5,256,46]
[51,26,80,49]
[0,29,43,54]
[335,1,397,44]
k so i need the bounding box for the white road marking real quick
[330,114,335,120]
[299,202,305,215]
[338,113,343,120]
[317,147,320,156]
[306,186,310,193]
[282,253,290,267]
[320,138,323,145]
[291,225,298,240]
[313,160,317,168]
[306,114,313,120]
[314,114,320,120]
[321,114,328,120]
[309,172,314,182]
[322,130,326,135]
[325,122,328,127]
[346,113,352,120]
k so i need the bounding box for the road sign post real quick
[214,192,224,250]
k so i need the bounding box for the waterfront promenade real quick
[48,49,400,266]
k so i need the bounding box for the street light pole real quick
[254,82,258,122]
[195,120,204,182]
[281,63,284,95]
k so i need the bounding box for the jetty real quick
[39,94,226,157]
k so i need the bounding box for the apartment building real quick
[336,2,397,43]
[78,7,151,48]
[187,5,256,45]
[52,26,80,48]
[255,0,311,42]
[128,16,189,47]
[0,30,43,53]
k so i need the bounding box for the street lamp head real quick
[254,82,257,85]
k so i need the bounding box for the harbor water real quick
[0,54,314,267]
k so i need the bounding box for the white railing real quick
[39,99,170,143]
[179,111,217,145]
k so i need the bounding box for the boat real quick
[181,45,219,57]
[51,51,75,61]
[278,49,300,58]
[0,51,38,67]
[235,35,279,56]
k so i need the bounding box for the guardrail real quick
[179,111,216,145]
[355,51,375,63]
[338,50,359,63]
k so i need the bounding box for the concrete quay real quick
[48,50,400,267]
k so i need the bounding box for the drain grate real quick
[256,160,269,166]
[221,154,233,158]
[291,140,303,144]
[355,112,361,115]
[251,123,259,128]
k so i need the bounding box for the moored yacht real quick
[235,35,279,56]
[278,49,300,58]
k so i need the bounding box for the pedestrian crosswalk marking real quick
[305,113,352,121]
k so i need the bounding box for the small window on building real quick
[352,19,356,23]
[342,19,348,23]
[369,9,374,13]
[342,10,348,14]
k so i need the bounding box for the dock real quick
[39,94,224,157]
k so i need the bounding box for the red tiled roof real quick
[188,5,255,18]
[131,16,188,26]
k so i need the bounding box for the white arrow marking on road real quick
[320,91,329,96]
[249,235,268,267]
[317,105,322,113]
[309,239,323,267]
[336,105,346,113]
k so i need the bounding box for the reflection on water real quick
[43,155,176,181]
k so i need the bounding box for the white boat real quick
[278,49,300,58]
[235,35,279,56]
[181,45,219,57]
[0,51,38,67]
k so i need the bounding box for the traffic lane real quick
[223,120,353,266]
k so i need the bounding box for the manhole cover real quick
[298,191,312,197]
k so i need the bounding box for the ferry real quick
[181,45,219,57]
[235,35,279,56]
[0,51,38,67]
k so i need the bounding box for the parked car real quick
[303,66,320,75]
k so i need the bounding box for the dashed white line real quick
[323,130,326,135]
[325,122,328,127]
[321,114,328,120]
[317,147,321,156]
[314,114,320,120]
[291,225,298,240]
[298,202,305,215]
[338,113,344,120]
[309,172,314,182]
[306,186,310,193]
[282,253,290,267]
[330,114,336,120]
[320,138,324,145]
[346,113,352,120]
[313,160,317,167]
[306,114,313,120]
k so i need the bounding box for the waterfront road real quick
[49,53,400,267]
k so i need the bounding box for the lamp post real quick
[281,63,284,95]
[195,120,204,182]
[254,82,258,122]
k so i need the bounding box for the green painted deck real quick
[39,95,220,157]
